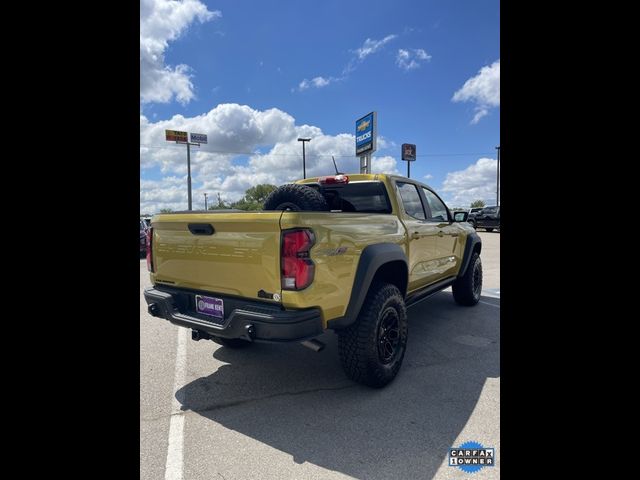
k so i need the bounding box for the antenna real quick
[332,156,342,175]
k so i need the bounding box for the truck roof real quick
[296,173,433,189]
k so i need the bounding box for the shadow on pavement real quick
[176,291,499,479]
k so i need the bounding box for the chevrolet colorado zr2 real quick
[144,173,482,387]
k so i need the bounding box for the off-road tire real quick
[263,184,329,211]
[338,282,408,388]
[212,337,252,349]
[452,252,482,306]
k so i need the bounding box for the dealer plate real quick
[195,295,224,321]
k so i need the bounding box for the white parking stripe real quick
[479,300,500,308]
[165,327,187,480]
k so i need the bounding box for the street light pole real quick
[298,138,311,179]
[495,145,500,206]
[204,193,208,210]
[187,142,192,210]
[176,140,200,210]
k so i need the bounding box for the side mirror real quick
[453,211,468,222]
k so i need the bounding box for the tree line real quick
[145,185,488,215]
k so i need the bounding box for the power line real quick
[139,144,494,158]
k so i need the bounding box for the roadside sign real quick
[355,111,377,156]
[165,130,188,142]
[402,143,416,161]
[190,133,208,144]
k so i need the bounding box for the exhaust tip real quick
[301,339,325,352]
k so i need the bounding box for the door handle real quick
[437,230,444,237]
[188,223,215,235]
[450,232,459,237]
[411,232,421,240]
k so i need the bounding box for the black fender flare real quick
[458,232,482,278]
[327,243,408,330]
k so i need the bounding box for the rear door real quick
[395,181,441,292]
[482,207,498,228]
[151,211,283,298]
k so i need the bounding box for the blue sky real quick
[140,0,500,213]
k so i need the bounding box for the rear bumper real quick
[143,286,323,343]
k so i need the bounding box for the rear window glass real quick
[321,182,391,213]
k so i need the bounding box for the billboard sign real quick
[165,130,188,142]
[402,143,416,161]
[355,111,376,156]
[190,133,208,144]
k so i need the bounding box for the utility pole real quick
[174,140,200,210]
[187,143,192,210]
[204,193,208,210]
[495,145,500,206]
[165,130,206,211]
[298,138,311,179]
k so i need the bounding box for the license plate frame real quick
[195,295,224,322]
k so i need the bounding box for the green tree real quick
[470,200,485,208]
[231,184,277,211]
[160,208,173,213]
[244,184,277,203]
[208,193,230,210]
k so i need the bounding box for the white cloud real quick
[371,156,400,175]
[396,48,431,70]
[414,49,429,60]
[140,103,399,213]
[297,34,398,91]
[140,0,220,105]
[298,76,336,91]
[452,60,500,124]
[354,34,398,60]
[440,158,497,207]
[423,174,433,180]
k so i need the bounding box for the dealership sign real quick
[355,111,377,155]
[402,143,416,161]
[165,130,188,142]
[190,133,208,144]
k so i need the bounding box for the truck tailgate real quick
[150,211,283,298]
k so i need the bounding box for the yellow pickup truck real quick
[144,173,482,387]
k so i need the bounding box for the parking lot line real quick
[479,300,500,308]
[165,327,188,480]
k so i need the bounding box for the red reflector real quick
[146,227,154,272]
[281,229,315,290]
[318,174,349,185]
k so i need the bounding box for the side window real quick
[422,188,449,222]
[396,182,426,220]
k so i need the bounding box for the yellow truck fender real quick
[327,243,408,330]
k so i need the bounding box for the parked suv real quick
[468,206,500,232]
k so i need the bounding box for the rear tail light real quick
[281,229,315,290]
[318,174,349,185]
[146,227,154,272]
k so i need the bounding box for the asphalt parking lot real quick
[140,231,500,480]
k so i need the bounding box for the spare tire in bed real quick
[263,184,329,211]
